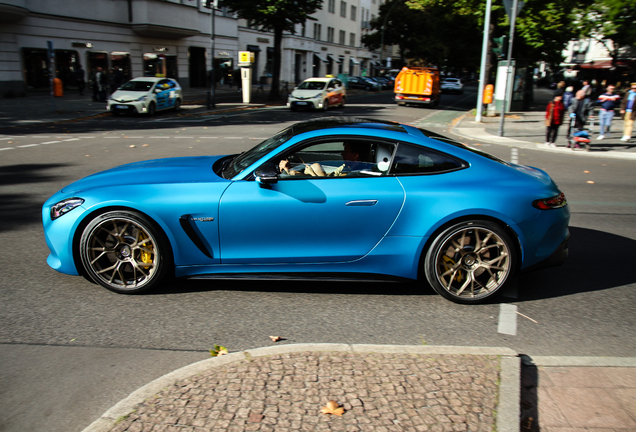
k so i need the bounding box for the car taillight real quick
[395,95,404,99]
[532,192,567,210]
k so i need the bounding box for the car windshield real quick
[119,81,155,92]
[297,81,326,90]
[444,79,460,83]
[222,127,294,179]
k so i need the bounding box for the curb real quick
[450,112,636,161]
[82,343,520,432]
[521,355,636,367]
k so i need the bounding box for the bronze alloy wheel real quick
[425,220,515,303]
[80,211,171,294]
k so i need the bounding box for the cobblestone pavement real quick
[109,352,499,432]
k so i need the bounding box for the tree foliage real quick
[219,0,323,100]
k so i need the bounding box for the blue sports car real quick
[42,118,570,303]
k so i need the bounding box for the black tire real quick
[340,96,346,108]
[79,210,173,294]
[322,98,329,111]
[174,98,181,112]
[147,102,156,116]
[424,220,516,304]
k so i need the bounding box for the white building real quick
[0,0,383,95]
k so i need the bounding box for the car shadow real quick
[150,226,632,301]
[516,226,635,301]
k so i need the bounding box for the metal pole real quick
[380,0,400,70]
[498,0,518,136]
[207,3,216,109]
[475,0,492,123]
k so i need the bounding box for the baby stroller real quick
[566,112,594,151]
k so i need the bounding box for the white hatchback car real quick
[107,77,183,116]
[441,78,463,94]
[287,77,346,111]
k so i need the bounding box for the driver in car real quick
[279,142,370,177]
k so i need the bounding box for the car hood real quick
[291,89,324,98]
[61,155,227,194]
[110,90,151,101]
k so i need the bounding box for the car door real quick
[154,79,172,110]
[217,138,405,264]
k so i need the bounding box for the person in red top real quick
[545,93,565,147]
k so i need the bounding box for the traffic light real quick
[492,36,508,59]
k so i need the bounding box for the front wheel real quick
[424,220,516,304]
[79,211,173,294]
[147,102,156,116]
[322,99,329,111]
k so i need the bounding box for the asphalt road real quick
[1,86,635,432]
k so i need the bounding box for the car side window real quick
[276,139,394,179]
[390,143,464,175]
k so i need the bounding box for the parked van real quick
[394,67,441,107]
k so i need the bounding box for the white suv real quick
[288,77,346,111]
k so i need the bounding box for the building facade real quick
[0,0,385,96]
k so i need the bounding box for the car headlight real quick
[50,198,84,220]
[313,93,323,99]
[135,95,148,102]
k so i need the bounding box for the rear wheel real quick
[174,98,181,112]
[424,220,516,304]
[340,96,346,108]
[79,211,172,294]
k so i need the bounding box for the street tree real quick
[219,0,323,100]
[573,0,636,70]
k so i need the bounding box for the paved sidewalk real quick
[84,344,520,432]
[80,344,636,432]
[452,87,636,161]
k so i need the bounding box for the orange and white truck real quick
[394,67,441,107]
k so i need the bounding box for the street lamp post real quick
[475,0,492,123]
[207,0,217,109]
[498,0,521,136]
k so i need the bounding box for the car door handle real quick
[346,200,378,206]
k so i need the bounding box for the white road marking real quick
[0,147,15,151]
[40,141,61,144]
[498,303,518,335]
[511,148,519,164]
[18,144,39,148]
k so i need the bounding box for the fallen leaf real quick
[584,170,590,173]
[321,400,345,416]
[209,344,228,357]
[587,181,595,184]
[269,336,281,342]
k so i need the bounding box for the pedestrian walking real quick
[95,67,108,102]
[545,93,565,147]
[596,84,620,140]
[567,90,593,149]
[563,86,575,109]
[75,65,85,95]
[581,79,593,99]
[619,82,636,142]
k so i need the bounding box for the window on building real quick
[327,27,335,43]
[350,33,356,47]
[301,22,306,37]
[339,30,346,45]
[351,5,356,20]
[328,0,335,13]
[314,23,322,41]
[340,1,346,17]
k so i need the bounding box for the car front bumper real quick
[107,100,151,114]
[288,98,324,109]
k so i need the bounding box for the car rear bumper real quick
[520,231,569,274]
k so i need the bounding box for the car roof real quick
[290,117,408,136]
[301,77,332,82]
[129,77,175,83]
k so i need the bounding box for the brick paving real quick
[109,352,499,432]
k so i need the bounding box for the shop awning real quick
[313,53,328,63]
[328,54,343,63]
[350,57,360,65]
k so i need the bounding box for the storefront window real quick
[110,52,131,86]
[22,48,49,90]
[143,53,178,79]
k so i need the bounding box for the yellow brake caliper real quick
[442,255,463,283]
[137,232,153,269]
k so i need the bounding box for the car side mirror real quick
[254,163,278,185]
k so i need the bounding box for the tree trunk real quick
[268,26,283,101]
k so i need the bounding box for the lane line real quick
[40,141,61,144]
[0,147,15,151]
[497,303,517,335]
[18,144,39,148]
